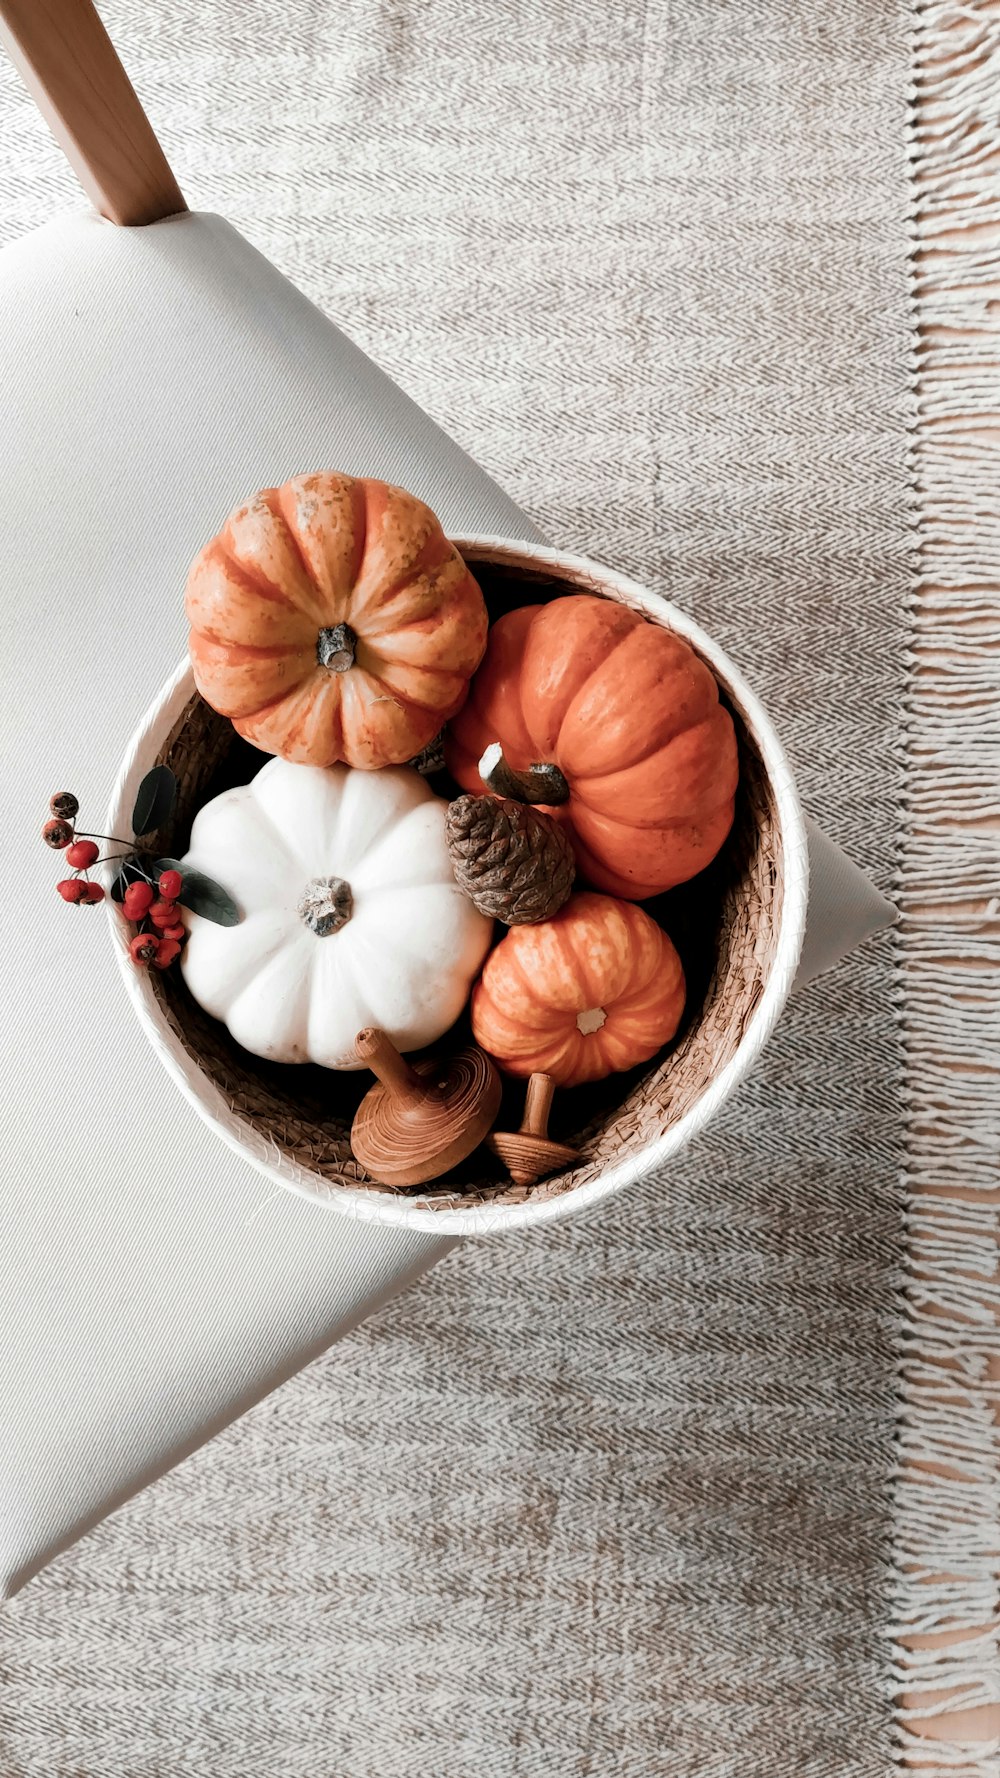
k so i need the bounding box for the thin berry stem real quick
[110,853,158,885]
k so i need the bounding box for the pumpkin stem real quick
[316,622,356,672]
[298,875,353,935]
[576,1007,607,1035]
[478,742,570,807]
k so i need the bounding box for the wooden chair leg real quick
[0,0,185,225]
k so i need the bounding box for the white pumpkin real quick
[179,758,493,1068]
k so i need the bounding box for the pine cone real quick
[446,794,576,924]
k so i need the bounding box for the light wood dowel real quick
[521,1072,556,1139]
[0,0,186,225]
[354,1028,426,1101]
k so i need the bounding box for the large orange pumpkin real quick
[471,892,686,1086]
[186,473,488,769]
[446,594,738,898]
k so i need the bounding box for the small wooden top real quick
[487,1072,577,1188]
[351,1029,502,1190]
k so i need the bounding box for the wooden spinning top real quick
[351,1028,502,1189]
[487,1073,577,1188]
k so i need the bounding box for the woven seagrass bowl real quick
[107,539,808,1235]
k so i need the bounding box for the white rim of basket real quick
[107,537,808,1236]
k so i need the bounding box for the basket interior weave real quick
[146,550,783,1212]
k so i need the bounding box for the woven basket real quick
[107,540,808,1234]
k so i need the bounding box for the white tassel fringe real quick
[894,4,1000,1771]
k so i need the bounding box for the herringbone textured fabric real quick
[0,2,912,1773]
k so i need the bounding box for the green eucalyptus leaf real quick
[155,857,241,928]
[132,766,177,836]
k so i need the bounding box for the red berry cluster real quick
[43,790,187,970]
[123,870,187,970]
[44,792,106,906]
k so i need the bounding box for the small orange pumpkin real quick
[471,891,685,1086]
[446,594,738,898]
[186,473,488,769]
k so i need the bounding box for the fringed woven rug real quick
[0,2,996,1773]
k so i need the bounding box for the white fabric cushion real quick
[0,209,536,1596]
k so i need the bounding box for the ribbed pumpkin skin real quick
[186,473,488,769]
[471,892,686,1086]
[446,594,738,897]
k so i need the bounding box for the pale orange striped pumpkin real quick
[471,891,686,1086]
[186,472,488,769]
